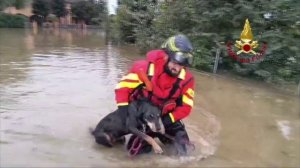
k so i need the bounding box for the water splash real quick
[276,120,291,140]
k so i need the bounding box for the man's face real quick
[167,60,184,76]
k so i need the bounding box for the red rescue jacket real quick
[115,50,195,123]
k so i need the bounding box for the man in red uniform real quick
[115,34,195,155]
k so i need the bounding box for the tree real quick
[72,0,107,25]
[0,13,27,28]
[51,0,67,18]
[114,0,158,44]
[0,0,25,10]
[92,0,107,25]
[0,0,11,11]
[113,0,300,84]
[32,0,50,18]
[14,0,25,9]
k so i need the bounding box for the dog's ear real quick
[127,101,139,128]
[136,99,143,108]
[129,101,138,112]
[137,98,149,107]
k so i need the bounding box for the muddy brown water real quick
[0,29,299,167]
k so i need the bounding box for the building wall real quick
[3,6,33,17]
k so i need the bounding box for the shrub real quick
[0,13,27,28]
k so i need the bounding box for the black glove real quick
[162,114,173,127]
[118,105,128,119]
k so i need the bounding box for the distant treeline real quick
[0,0,107,26]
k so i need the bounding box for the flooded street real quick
[0,29,299,167]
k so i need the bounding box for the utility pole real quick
[213,48,220,74]
[298,79,300,96]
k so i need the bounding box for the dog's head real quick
[135,100,165,134]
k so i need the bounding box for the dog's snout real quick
[157,126,161,131]
[156,121,161,130]
[158,118,165,134]
[147,122,156,132]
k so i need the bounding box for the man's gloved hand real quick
[118,105,128,119]
[162,100,176,115]
[162,114,173,127]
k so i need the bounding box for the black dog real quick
[91,99,165,154]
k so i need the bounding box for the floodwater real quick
[0,28,299,167]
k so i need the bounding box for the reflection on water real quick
[0,28,299,167]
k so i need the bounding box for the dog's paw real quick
[153,145,163,154]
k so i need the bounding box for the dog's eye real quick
[149,114,154,119]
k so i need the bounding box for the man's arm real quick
[163,77,195,125]
[114,60,149,106]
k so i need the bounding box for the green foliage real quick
[112,0,300,84]
[71,0,107,25]
[0,0,27,10]
[114,5,136,43]
[0,0,9,11]
[51,0,66,18]
[0,0,15,10]
[14,0,25,9]
[32,0,50,18]
[71,1,94,24]
[0,13,27,28]
[112,0,158,45]
[93,0,108,26]
[107,15,121,43]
